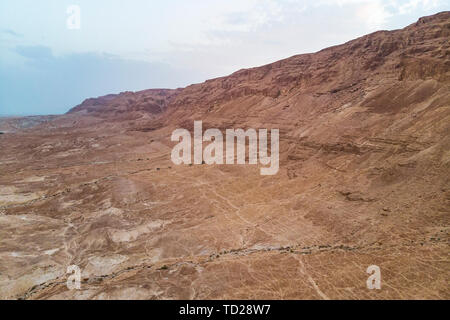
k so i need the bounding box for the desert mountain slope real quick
[0,12,449,299]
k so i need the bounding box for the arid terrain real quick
[0,12,449,300]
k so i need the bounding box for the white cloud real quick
[393,0,444,14]
[205,0,285,33]
[356,1,392,30]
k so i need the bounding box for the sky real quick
[0,0,448,115]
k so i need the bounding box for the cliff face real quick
[1,12,449,300]
[68,89,181,118]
